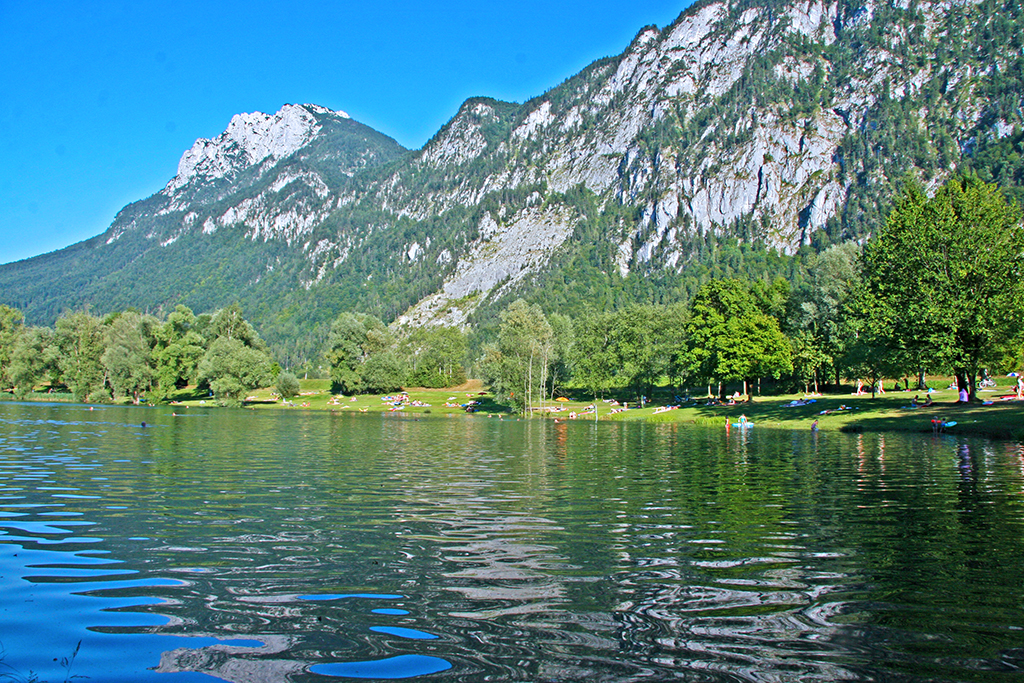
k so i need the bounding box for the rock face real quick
[1,0,1020,360]
[396,206,576,328]
[103,103,406,249]
[380,0,998,324]
[166,104,337,195]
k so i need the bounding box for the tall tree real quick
[481,300,553,416]
[858,176,1024,399]
[0,304,24,391]
[101,311,155,404]
[197,337,275,402]
[789,331,830,394]
[54,311,106,402]
[403,326,468,388]
[152,305,207,396]
[661,302,691,394]
[9,326,58,396]
[789,243,861,388]
[154,335,207,393]
[684,279,792,398]
[326,313,370,393]
[610,304,669,404]
[571,310,617,401]
[324,312,398,394]
[207,304,263,348]
[359,351,408,394]
[546,313,575,400]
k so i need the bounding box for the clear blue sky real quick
[0,0,691,265]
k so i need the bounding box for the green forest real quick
[2,176,1021,415]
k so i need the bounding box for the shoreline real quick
[4,385,1022,440]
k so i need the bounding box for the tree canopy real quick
[481,299,554,415]
[857,175,1024,398]
[683,279,792,396]
[324,312,407,394]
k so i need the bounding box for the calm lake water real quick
[1,401,1023,682]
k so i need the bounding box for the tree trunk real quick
[528,348,535,417]
[540,349,547,415]
[954,370,969,402]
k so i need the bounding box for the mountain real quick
[3,0,1023,367]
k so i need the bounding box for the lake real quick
[1,401,1023,682]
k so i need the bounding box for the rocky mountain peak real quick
[163,103,351,196]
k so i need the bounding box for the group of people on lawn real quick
[853,376,1024,401]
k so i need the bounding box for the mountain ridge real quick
[2,0,1022,368]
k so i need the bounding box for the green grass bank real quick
[6,381,1021,440]
[172,380,1024,440]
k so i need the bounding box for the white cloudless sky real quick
[0,0,692,265]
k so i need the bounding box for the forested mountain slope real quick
[2,0,1022,367]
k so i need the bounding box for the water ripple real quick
[1,403,1023,681]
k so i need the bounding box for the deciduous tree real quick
[481,300,553,415]
[54,311,106,402]
[403,326,467,388]
[684,279,792,398]
[789,243,861,388]
[276,372,301,399]
[571,311,617,400]
[153,306,206,396]
[9,326,58,396]
[0,304,24,390]
[197,337,275,402]
[101,311,155,403]
[610,304,669,404]
[325,312,399,394]
[858,176,1024,399]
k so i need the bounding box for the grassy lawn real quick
[163,379,506,417]
[609,388,1024,439]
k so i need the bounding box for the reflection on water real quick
[1,401,1024,681]
[311,654,452,679]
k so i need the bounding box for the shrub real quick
[276,372,301,399]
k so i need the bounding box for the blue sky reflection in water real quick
[311,654,452,678]
[1,401,1024,681]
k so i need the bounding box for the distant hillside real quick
[3,0,1023,368]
